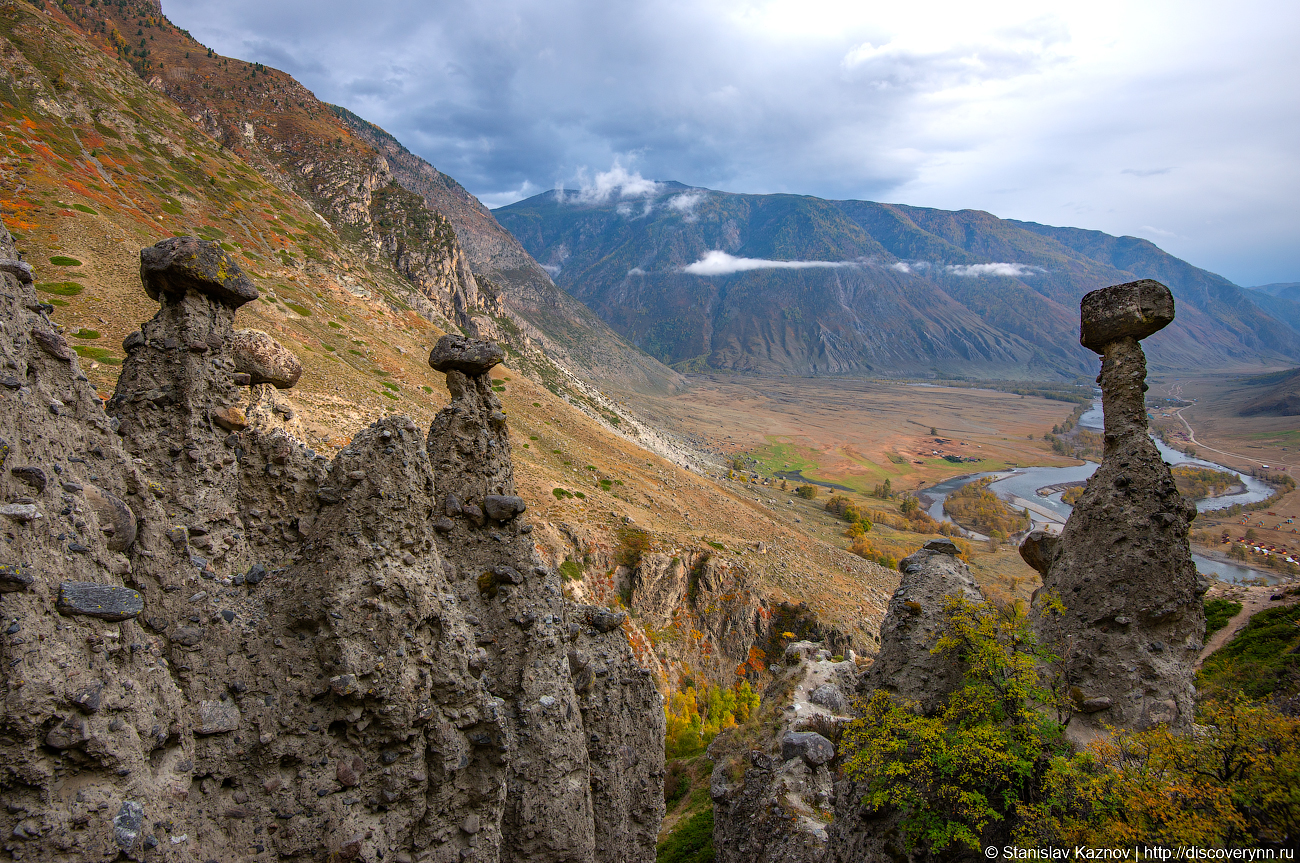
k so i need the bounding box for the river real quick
[919,399,1281,585]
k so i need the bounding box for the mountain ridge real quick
[495,185,1300,378]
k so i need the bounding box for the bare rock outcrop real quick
[857,539,984,715]
[710,643,857,863]
[1031,279,1204,740]
[0,231,662,862]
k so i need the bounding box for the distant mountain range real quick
[496,184,1300,378]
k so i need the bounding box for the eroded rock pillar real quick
[1029,279,1204,741]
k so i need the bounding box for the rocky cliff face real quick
[709,642,857,863]
[0,229,663,861]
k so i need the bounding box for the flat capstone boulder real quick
[140,237,259,308]
[230,329,302,389]
[56,582,144,621]
[428,334,504,375]
[1079,278,1175,353]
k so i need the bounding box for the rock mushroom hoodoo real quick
[0,229,663,862]
[1029,278,1205,741]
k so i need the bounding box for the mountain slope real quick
[495,186,1300,377]
[1244,286,1300,335]
[328,103,682,393]
[1238,367,1300,417]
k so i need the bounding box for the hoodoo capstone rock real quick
[230,328,303,388]
[1079,278,1176,353]
[1031,278,1204,741]
[429,333,505,374]
[139,236,259,307]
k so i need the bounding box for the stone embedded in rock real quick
[780,730,835,766]
[588,609,627,633]
[483,494,527,521]
[71,682,104,712]
[83,484,137,551]
[1079,278,1175,353]
[0,503,39,522]
[56,582,143,621]
[230,330,302,389]
[140,237,258,308]
[196,700,240,734]
[1079,696,1113,713]
[330,674,360,697]
[172,626,203,647]
[491,565,524,585]
[336,755,365,787]
[11,466,47,493]
[31,328,73,361]
[1018,529,1059,575]
[113,801,144,853]
[211,406,248,432]
[0,563,34,592]
[0,258,34,284]
[427,334,504,375]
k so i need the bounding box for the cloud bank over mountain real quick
[166,0,1300,285]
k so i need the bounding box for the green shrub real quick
[1198,603,1300,700]
[70,328,100,340]
[795,485,818,499]
[1203,597,1242,637]
[558,559,582,581]
[71,203,97,215]
[71,345,120,365]
[656,807,714,863]
[283,301,311,316]
[48,256,82,266]
[842,595,1300,853]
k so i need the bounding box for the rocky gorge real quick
[0,229,664,861]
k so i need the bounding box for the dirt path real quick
[1198,585,1285,667]
[1165,381,1292,472]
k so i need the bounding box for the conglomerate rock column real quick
[0,230,663,861]
[426,334,663,863]
[1030,279,1204,740]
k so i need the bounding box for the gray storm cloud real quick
[164,0,1300,285]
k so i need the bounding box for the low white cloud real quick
[1121,167,1173,177]
[683,250,852,276]
[669,191,706,212]
[538,263,561,276]
[1139,225,1177,238]
[945,262,1043,277]
[890,261,912,273]
[569,159,661,204]
[627,267,646,276]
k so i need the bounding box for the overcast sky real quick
[165,0,1299,286]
